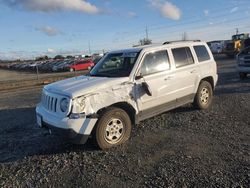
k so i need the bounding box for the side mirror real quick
[135,73,143,80]
[142,82,152,96]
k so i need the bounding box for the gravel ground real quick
[0,56,249,187]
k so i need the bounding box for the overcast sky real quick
[0,0,250,59]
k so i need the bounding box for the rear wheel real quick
[193,81,213,110]
[95,107,131,150]
[239,72,247,79]
[70,68,74,72]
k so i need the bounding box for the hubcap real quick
[200,87,209,105]
[104,118,124,144]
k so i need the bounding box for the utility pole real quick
[88,41,91,55]
[146,26,149,40]
[182,32,188,41]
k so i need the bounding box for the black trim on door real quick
[135,94,195,124]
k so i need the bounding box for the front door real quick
[134,50,177,119]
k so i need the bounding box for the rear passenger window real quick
[194,45,210,62]
[172,47,194,68]
[140,50,170,76]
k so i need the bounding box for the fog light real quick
[69,113,86,119]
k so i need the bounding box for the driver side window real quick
[140,50,170,76]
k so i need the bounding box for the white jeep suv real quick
[36,40,218,149]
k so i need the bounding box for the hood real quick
[44,76,129,98]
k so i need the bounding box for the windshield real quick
[89,52,140,77]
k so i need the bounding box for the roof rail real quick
[163,40,201,45]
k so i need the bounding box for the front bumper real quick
[36,103,98,144]
[43,121,89,144]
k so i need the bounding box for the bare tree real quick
[54,55,65,60]
[139,38,152,46]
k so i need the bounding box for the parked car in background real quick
[59,60,75,71]
[52,60,66,72]
[69,59,94,72]
[236,46,250,79]
[1,54,104,73]
[52,60,72,72]
[92,55,103,65]
[207,41,224,54]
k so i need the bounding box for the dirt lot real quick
[0,69,88,91]
[0,56,249,187]
[0,68,88,82]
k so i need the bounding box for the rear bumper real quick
[36,103,98,144]
[214,74,218,87]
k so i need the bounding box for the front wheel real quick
[95,107,131,150]
[193,81,213,110]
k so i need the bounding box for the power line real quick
[112,2,250,38]
[90,16,250,50]
[117,6,250,41]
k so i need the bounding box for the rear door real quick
[169,46,200,104]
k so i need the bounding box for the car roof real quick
[109,40,207,54]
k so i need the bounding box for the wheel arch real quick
[96,102,137,125]
[200,76,215,90]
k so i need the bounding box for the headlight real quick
[74,96,86,113]
[60,98,69,112]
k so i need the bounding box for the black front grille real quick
[42,92,58,112]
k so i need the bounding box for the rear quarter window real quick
[194,45,211,62]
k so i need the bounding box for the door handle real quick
[164,75,174,81]
[190,69,197,74]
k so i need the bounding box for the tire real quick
[239,72,247,80]
[193,81,213,110]
[70,68,74,72]
[95,107,131,150]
